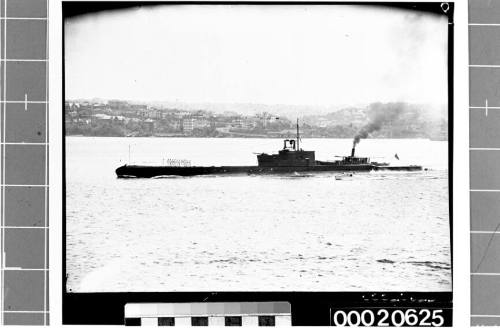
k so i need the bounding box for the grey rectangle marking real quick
[4,228,45,269]
[6,0,47,18]
[0,2,3,61]
[470,150,500,190]
[470,108,500,148]
[4,313,45,325]
[469,0,500,326]
[4,144,45,185]
[472,275,500,315]
[5,103,46,143]
[470,0,500,24]
[1,0,49,324]
[470,67,500,107]
[471,191,500,231]
[471,233,500,272]
[470,26,500,65]
[5,186,45,227]
[6,19,46,59]
[472,317,500,326]
[5,61,46,101]
[45,270,48,310]
[4,270,45,311]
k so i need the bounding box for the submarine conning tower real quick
[256,118,316,168]
[257,149,316,167]
[257,138,316,167]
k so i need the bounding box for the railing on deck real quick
[163,158,192,167]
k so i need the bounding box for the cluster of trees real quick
[66,120,226,137]
[66,121,126,137]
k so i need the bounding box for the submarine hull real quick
[115,164,422,178]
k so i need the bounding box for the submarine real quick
[115,120,422,178]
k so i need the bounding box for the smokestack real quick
[352,102,405,147]
[351,148,355,157]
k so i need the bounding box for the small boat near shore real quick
[335,173,354,180]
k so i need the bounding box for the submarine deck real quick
[116,164,422,178]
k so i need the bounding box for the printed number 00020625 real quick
[331,308,445,327]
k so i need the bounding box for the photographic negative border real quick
[62,1,454,325]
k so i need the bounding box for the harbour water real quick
[66,137,451,292]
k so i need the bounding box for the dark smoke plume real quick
[352,102,405,147]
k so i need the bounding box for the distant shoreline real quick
[65,134,448,141]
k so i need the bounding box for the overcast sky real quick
[65,5,448,108]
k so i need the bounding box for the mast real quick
[296,118,300,151]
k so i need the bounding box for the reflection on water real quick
[66,137,451,292]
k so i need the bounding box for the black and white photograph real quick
[63,1,453,324]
